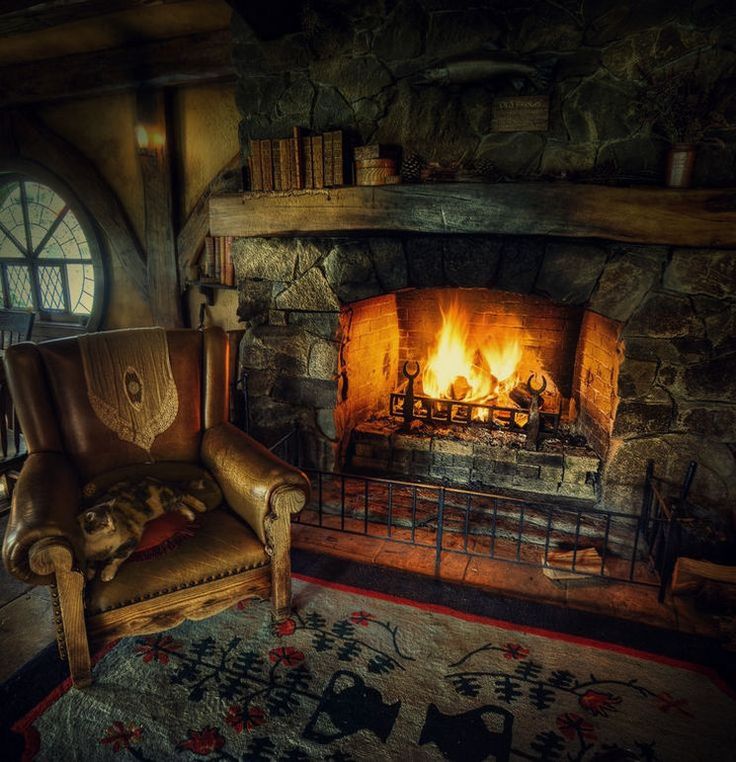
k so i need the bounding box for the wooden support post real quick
[136,88,183,328]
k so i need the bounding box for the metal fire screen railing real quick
[270,429,677,598]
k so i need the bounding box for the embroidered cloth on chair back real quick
[31,329,204,481]
[79,328,178,453]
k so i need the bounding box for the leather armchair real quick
[2,327,309,687]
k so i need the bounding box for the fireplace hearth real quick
[348,417,601,503]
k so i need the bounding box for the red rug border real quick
[11,640,118,762]
[10,573,735,758]
[293,572,736,701]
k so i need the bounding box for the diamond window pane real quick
[6,265,33,308]
[67,263,94,315]
[39,265,65,310]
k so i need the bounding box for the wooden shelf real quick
[188,281,237,306]
[209,183,736,247]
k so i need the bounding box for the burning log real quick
[450,375,471,400]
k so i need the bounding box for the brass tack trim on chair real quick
[93,560,271,613]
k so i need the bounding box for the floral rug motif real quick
[12,576,736,761]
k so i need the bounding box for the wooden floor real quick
[0,512,724,686]
[0,512,55,683]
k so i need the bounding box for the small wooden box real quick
[355,158,398,186]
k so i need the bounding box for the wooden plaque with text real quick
[492,96,549,132]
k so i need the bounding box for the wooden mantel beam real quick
[0,28,233,106]
[209,183,736,248]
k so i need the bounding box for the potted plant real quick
[636,66,734,188]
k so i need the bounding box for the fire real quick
[421,300,522,408]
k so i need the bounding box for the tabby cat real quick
[78,477,208,582]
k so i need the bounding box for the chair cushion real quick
[85,508,269,615]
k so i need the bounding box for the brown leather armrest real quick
[2,452,82,585]
[201,423,309,544]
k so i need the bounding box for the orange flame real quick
[422,300,522,410]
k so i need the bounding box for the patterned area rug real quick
[10,576,736,761]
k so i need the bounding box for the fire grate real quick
[270,428,672,598]
[389,390,561,432]
[389,362,561,449]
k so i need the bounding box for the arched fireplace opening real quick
[336,288,622,502]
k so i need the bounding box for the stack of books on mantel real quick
[198,235,235,286]
[248,128,350,192]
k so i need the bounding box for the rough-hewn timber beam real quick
[138,88,182,328]
[0,0,186,37]
[0,28,233,106]
[209,184,736,248]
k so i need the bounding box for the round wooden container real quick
[355,158,397,185]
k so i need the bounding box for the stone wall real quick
[232,0,736,185]
[234,235,736,516]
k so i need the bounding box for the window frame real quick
[0,168,107,333]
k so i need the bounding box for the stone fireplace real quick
[231,233,736,517]
[222,0,736,523]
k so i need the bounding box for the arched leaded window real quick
[0,174,104,328]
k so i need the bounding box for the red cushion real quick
[130,512,197,560]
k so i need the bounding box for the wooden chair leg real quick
[271,559,293,621]
[265,485,306,621]
[30,539,92,687]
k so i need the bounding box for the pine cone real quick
[474,158,503,182]
[401,152,426,183]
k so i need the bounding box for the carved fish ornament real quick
[410,51,556,91]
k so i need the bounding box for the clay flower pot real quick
[665,143,696,188]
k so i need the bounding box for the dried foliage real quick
[636,66,736,145]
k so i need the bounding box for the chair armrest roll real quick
[201,423,310,544]
[2,452,83,585]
